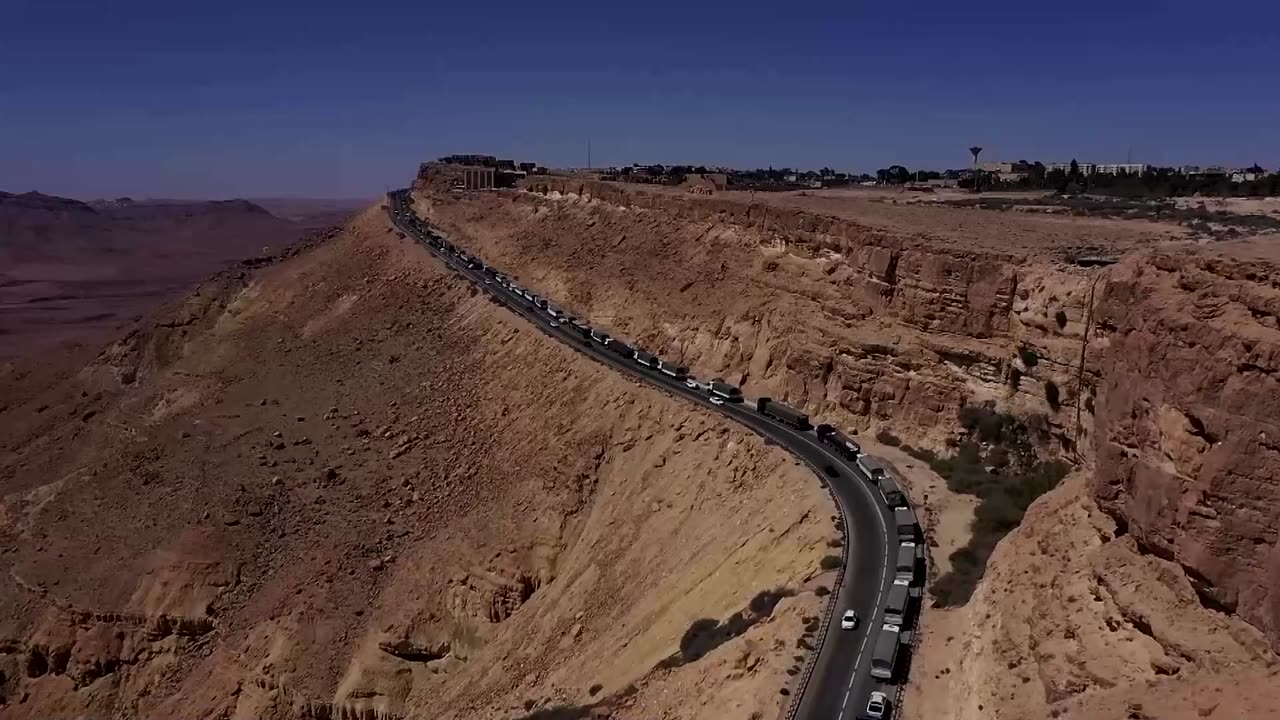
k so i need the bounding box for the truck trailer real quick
[634,351,658,368]
[856,454,887,482]
[878,474,906,508]
[708,380,743,402]
[895,542,918,585]
[816,424,861,460]
[755,398,812,430]
[883,579,912,627]
[869,624,901,681]
[894,506,919,543]
[607,340,635,359]
[657,360,688,379]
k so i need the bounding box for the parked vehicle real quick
[657,360,688,379]
[708,380,743,402]
[634,351,658,368]
[869,624,901,681]
[756,397,811,430]
[883,579,911,627]
[816,423,861,460]
[895,542,918,585]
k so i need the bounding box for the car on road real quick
[709,396,725,406]
[865,690,889,718]
[685,378,699,389]
[550,321,559,328]
[840,609,859,630]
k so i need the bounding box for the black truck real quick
[816,423,861,460]
[708,380,743,402]
[634,351,658,368]
[607,340,635,359]
[756,398,811,431]
[657,360,688,379]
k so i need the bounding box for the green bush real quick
[928,406,1072,606]
[819,555,842,570]
[1055,309,1068,329]
[1019,347,1039,367]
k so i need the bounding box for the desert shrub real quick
[1019,347,1039,367]
[589,684,603,696]
[928,406,1072,606]
[1045,380,1061,410]
[875,429,901,447]
[819,555,842,570]
[1009,366,1022,390]
[814,586,830,597]
[1055,309,1068,329]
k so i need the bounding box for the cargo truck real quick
[869,624,901,681]
[708,380,743,402]
[883,579,911,627]
[756,398,812,430]
[590,329,611,345]
[894,506,918,543]
[816,424,861,460]
[607,340,635,359]
[878,474,906,508]
[657,360,688,379]
[895,542,917,584]
[634,351,658,368]
[856,454,887,482]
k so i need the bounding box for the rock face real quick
[0,205,832,719]
[1094,252,1280,647]
[412,174,1280,658]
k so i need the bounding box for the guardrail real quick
[780,460,850,720]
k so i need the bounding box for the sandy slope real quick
[0,205,834,718]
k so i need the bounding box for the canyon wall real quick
[412,172,1280,661]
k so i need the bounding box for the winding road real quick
[385,190,908,720]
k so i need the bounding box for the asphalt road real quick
[385,192,901,720]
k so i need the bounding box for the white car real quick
[550,321,559,328]
[865,690,889,719]
[709,396,725,406]
[840,609,859,630]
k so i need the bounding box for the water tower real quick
[969,146,983,192]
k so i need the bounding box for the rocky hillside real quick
[411,172,1280,717]
[0,206,834,719]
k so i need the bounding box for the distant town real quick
[432,154,1279,199]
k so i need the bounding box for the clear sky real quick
[3,0,1277,199]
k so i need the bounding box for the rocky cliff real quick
[0,205,834,719]
[1094,252,1280,649]
[410,173,1280,698]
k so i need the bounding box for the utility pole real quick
[969,146,983,193]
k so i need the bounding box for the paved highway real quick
[385,191,903,720]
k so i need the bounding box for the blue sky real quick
[3,0,1277,198]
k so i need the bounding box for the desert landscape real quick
[0,205,837,719]
[0,191,365,358]
[405,167,1280,718]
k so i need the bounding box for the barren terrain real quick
[412,170,1280,718]
[0,192,360,358]
[0,206,834,718]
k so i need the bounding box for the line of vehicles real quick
[386,190,919,719]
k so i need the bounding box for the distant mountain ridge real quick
[1,189,359,358]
